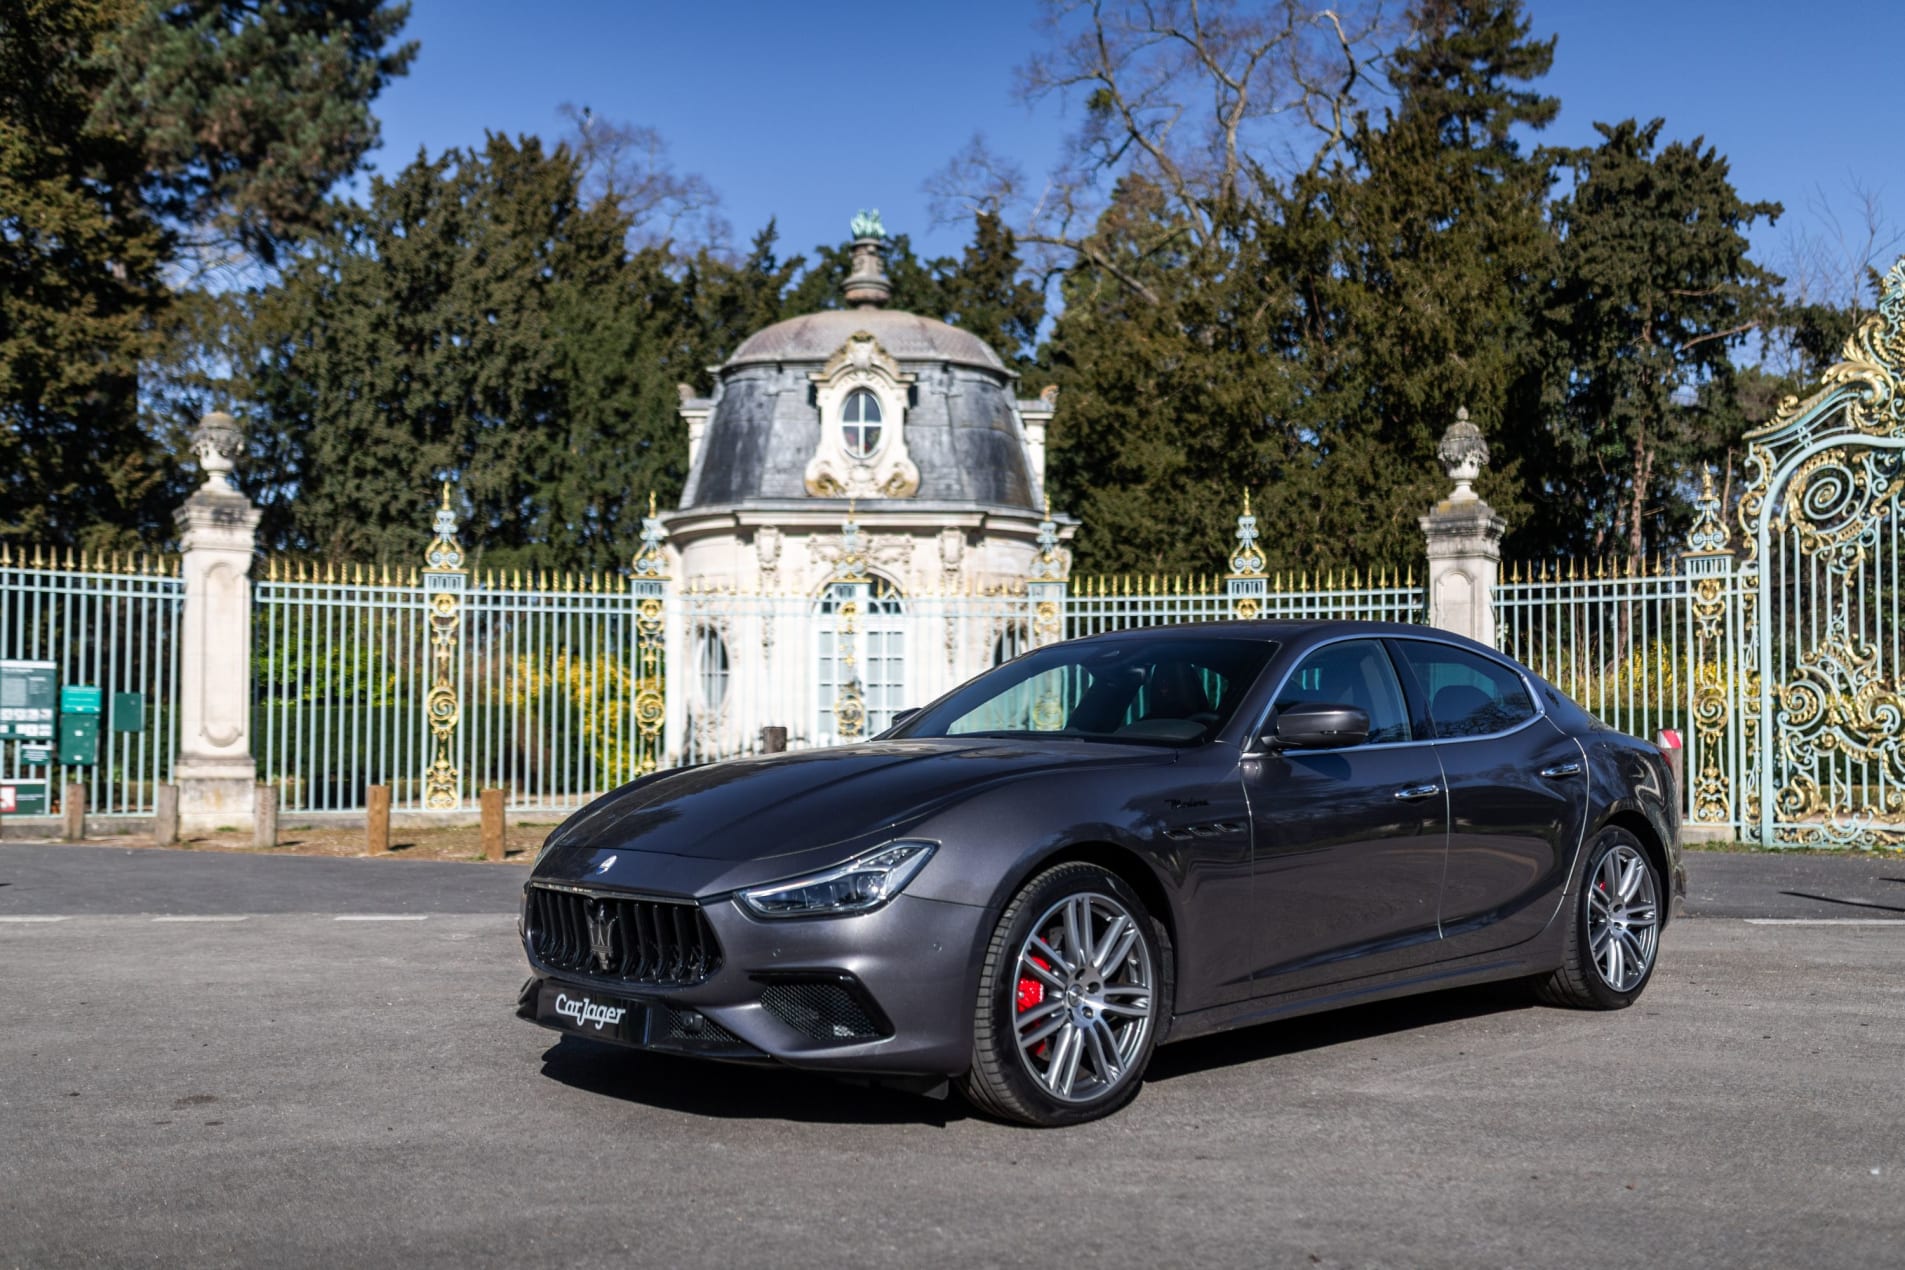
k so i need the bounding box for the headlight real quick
[738,841,936,919]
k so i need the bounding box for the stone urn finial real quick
[844,209,892,309]
[1436,406,1489,503]
[191,411,245,493]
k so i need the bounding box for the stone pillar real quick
[174,412,262,832]
[1418,407,1505,646]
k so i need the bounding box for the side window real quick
[1274,640,1410,745]
[1396,642,1536,739]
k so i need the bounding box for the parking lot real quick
[2,843,1901,1268]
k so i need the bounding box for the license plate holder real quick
[536,984,647,1045]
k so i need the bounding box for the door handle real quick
[1540,761,1583,779]
[1393,783,1441,801]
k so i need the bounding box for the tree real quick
[1042,0,1563,576]
[0,0,167,549]
[1536,117,1780,562]
[245,135,692,570]
[1272,0,1560,567]
[0,0,414,550]
[1042,179,1311,574]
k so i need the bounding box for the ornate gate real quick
[1736,261,1905,846]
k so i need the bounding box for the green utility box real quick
[60,684,102,715]
[58,714,99,767]
[112,691,144,734]
[0,779,49,815]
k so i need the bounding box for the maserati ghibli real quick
[517,621,1682,1126]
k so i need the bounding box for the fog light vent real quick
[759,979,888,1042]
[659,1005,740,1045]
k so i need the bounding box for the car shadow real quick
[537,1037,972,1127]
[1146,980,1538,1083]
[537,981,1539,1122]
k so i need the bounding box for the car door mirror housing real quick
[1268,702,1370,750]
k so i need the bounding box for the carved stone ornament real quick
[1436,407,1490,502]
[804,333,921,500]
[190,411,245,493]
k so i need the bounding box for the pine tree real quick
[245,135,687,569]
[1537,117,1780,560]
[0,0,414,549]
[1273,0,1559,569]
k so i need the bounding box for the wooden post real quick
[366,784,391,855]
[253,782,278,849]
[480,787,505,862]
[154,783,180,846]
[761,726,788,754]
[62,782,85,841]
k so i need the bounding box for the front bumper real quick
[517,890,987,1078]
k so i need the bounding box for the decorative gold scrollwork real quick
[1776,447,1905,572]
[422,484,467,810]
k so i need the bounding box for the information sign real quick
[20,744,52,766]
[0,780,49,816]
[0,660,57,741]
[60,684,102,715]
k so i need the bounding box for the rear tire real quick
[1536,827,1662,1009]
[959,863,1168,1127]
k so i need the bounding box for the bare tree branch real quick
[925,0,1397,304]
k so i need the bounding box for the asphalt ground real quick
[2,843,1901,1268]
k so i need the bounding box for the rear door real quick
[1389,639,1589,956]
[1242,638,1448,992]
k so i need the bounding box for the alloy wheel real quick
[1587,843,1659,993]
[1011,891,1155,1103]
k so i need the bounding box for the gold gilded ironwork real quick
[1731,259,1905,844]
[1227,490,1267,579]
[631,494,670,775]
[830,597,866,738]
[422,483,467,809]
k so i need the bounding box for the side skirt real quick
[1160,940,1554,1047]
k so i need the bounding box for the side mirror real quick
[1268,702,1370,750]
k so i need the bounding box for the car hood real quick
[540,737,1165,866]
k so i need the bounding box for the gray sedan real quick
[518,621,1682,1126]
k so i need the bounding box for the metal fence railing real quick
[1494,559,1696,750]
[0,548,182,816]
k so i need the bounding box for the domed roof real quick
[676,224,1038,514]
[727,308,1006,373]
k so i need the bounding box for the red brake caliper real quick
[1017,954,1052,1059]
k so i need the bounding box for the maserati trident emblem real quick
[586,902,617,972]
[596,853,617,874]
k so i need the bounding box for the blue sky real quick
[363,0,1902,292]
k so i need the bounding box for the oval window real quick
[841,389,883,459]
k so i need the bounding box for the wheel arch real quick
[975,839,1182,1018]
[1597,808,1672,926]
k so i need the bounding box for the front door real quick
[1243,638,1448,993]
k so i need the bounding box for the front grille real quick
[525,885,721,987]
[759,978,889,1041]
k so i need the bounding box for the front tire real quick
[959,863,1167,1127]
[1537,827,1662,1009]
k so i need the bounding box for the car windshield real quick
[890,636,1278,747]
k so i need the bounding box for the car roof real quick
[1067,618,1492,654]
